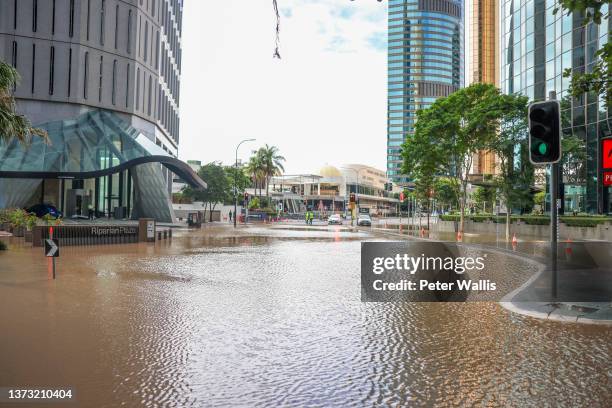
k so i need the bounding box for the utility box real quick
[139,218,156,242]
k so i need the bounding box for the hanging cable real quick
[273,0,281,59]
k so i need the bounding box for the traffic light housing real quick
[528,100,561,164]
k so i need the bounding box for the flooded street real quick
[0,224,610,407]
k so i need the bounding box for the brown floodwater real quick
[0,224,610,407]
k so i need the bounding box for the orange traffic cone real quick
[512,233,518,245]
[457,230,462,241]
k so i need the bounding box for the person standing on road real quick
[305,211,309,224]
[229,210,233,223]
[88,203,94,220]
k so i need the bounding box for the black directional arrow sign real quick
[45,239,60,257]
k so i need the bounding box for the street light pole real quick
[234,138,256,228]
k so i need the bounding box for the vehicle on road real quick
[328,214,342,225]
[27,203,62,219]
[357,214,372,226]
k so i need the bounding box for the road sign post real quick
[45,227,59,279]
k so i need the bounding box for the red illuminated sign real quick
[603,139,612,169]
[604,172,612,186]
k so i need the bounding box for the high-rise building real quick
[387,0,464,185]
[0,0,202,221]
[468,0,499,179]
[501,0,610,213]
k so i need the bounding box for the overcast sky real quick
[178,0,389,174]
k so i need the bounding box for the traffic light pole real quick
[549,91,558,298]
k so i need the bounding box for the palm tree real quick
[259,144,285,197]
[0,61,46,143]
[246,153,265,197]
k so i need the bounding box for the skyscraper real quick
[501,0,610,213]
[468,0,499,178]
[0,0,200,221]
[387,0,464,185]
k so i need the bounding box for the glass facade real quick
[501,0,611,213]
[387,0,464,184]
[0,110,204,222]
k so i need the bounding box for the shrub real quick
[470,215,492,222]
[561,218,602,228]
[0,240,6,251]
[248,197,260,210]
[439,214,460,221]
[521,217,550,225]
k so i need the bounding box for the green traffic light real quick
[538,142,548,155]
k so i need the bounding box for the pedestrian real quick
[229,210,233,222]
[305,211,309,224]
[88,203,94,220]
[309,211,314,225]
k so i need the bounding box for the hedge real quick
[561,218,604,227]
[437,214,612,227]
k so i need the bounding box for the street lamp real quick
[234,138,256,228]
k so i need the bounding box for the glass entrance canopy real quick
[0,110,205,190]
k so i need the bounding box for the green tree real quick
[554,1,611,105]
[487,93,534,240]
[258,144,285,197]
[246,152,265,197]
[183,162,231,221]
[433,177,459,212]
[471,186,496,213]
[0,62,46,143]
[225,165,252,204]
[402,83,504,234]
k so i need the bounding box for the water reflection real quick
[0,225,609,407]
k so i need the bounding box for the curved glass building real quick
[387,0,464,184]
[501,1,610,213]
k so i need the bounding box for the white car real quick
[357,214,372,226]
[328,214,343,225]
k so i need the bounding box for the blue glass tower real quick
[387,0,464,184]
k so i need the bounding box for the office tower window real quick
[126,64,130,107]
[144,21,149,62]
[138,17,142,57]
[49,46,55,95]
[84,52,89,99]
[13,0,17,30]
[32,0,38,32]
[98,56,104,102]
[100,0,106,45]
[127,10,132,53]
[69,0,75,37]
[155,31,160,69]
[11,42,17,68]
[112,60,117,105]
[68,48,72,96]
[86,0,91,40]
[31,44,36,94]
[114,5,119,49]
[136,68,140,109]
[147,76,152,115]
[152,0,156,17]
[11,42,17,91]
[51,0,56,35]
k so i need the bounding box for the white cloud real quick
[179,0,387,174]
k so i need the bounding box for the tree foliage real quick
[402,83,507,232]
[0,61,46,144]
[555,0,612,105]
[182,162,231,219]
